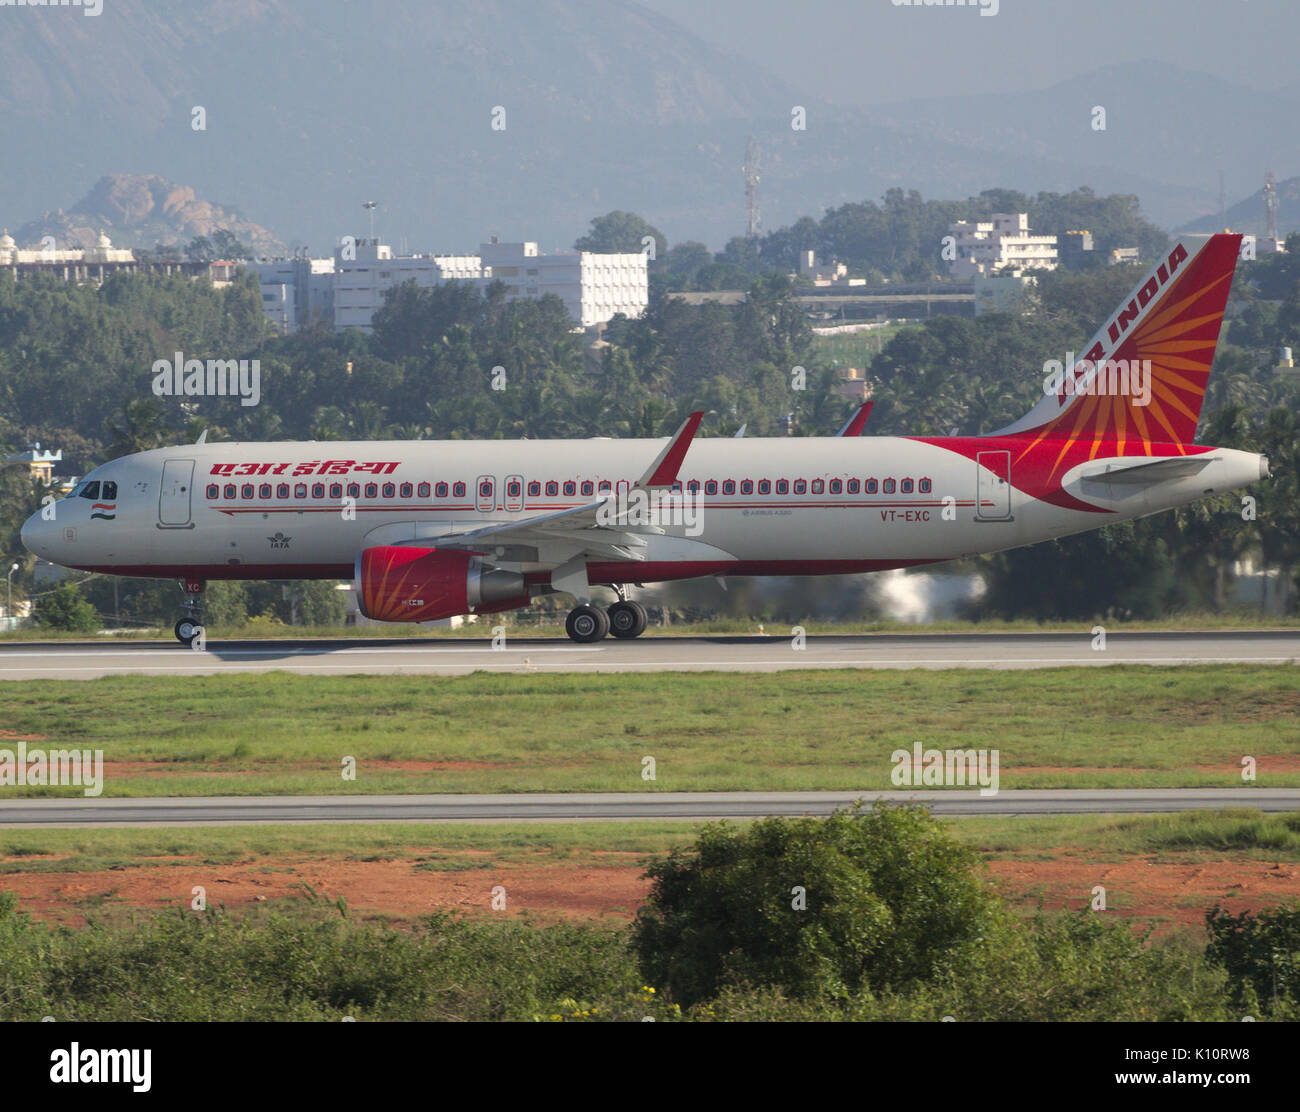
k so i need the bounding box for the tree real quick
[574,211,665,260]
[632,803,995,1007]
[33,581,99,631]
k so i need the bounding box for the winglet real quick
[837,401,873,437]
[638,411,703,488]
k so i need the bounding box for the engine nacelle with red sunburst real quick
[355,545,527,622]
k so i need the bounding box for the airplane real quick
[21,232,1269,645]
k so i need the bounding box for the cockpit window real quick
[78,481,101,500]
[102,481,118,500]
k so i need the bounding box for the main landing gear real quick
[564,587,648,643]
[175,578,205,646]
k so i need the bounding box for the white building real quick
[973,271,1040,316]
[479,238,648,329]
[0,230,134,267]
[248,235,649,334]
[249,256,337,333]
[947,213,1057,279]
[331,239,483,331]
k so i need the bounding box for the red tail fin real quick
[996,233,1241,449]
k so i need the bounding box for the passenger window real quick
[259,484,272,499]
[346,483,359,499]
[479,481,491,498]
[417,482,431,498]
[563,481,576,497]
[865,479,878,494]
[545,481,558,497]
[722,480,735,495]
[847,479,860,494]
[364,483,378,499]
[776,479,789,494]
[79,482,101,500]
[580,481,594,497]
[883,479,896,494]
[435,482,448,498]
[527,481,541,497]
[597,480,611,494]
[206,484,219,499]
[453,482,466,498]
[741,479,753,495]
[793,479,806,495]
[102,481,118,500]
[812,479,824,494]
[295,483,309,499]
[382,483,396,498]
[241,484,255,499]
[687,480,701,494]
[900,479,914,494]
[400,483,413,498]
[758,479,771,494]
[224,484,237,500]
[508,480,522,497]
[330,483,344,499]
[312,483,326,499]
[705,480,718,495]
[829,479,841,494]
[919,478,932,494]
[278,484,290,499]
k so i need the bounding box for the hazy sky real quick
[640,0,1297,104]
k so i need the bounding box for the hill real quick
[11,174,285,254]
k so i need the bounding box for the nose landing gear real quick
[175,578,205,646]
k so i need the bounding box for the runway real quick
[1,789,1297,827]
[0,630,1297,680]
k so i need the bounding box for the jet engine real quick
[355,545,527,622]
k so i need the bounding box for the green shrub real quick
[1206,902,1300,1015]
[631,803,997,1007]
[33,582,99,631]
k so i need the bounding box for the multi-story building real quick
[947,213,1058,279]
[248,236,649,334]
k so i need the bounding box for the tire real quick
[565,604,609,643]
[175,618,199,646]
[607,600,647,639]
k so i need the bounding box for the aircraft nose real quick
[20,510,48,558]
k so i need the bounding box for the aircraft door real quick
[975,451,1012,522]
[159,459,195,527]
[503,474,524,512]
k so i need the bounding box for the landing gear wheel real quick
[607,600,647,639]
[566,604,610,643]
[175,577,206,647]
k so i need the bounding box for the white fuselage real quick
[22,436,1267,591]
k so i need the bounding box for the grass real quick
[4,812,1300,883]
[810,323,920,369]
[0,665,1297,796]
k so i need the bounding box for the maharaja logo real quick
[268,532,292,549]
